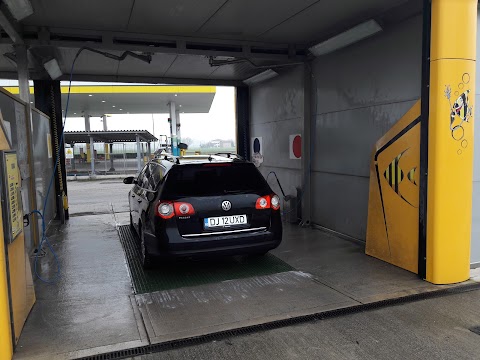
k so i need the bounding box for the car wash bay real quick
[14,181,478,360]
[1,1,480,359]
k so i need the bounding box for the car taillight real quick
[174,202,195,216]
[156,202,174,219]
[156,201,195,218]
[271,194,280,211]
[256,196,271,210]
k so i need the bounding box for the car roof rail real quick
[213,152,245,161]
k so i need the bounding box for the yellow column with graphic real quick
[427,0,477,284]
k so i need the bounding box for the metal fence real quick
[65,142,237,176]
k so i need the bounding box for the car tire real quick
[140,224,153,270]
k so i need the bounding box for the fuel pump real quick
[0,149,35,359]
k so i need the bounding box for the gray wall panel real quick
[250,67,304,200]
[313,100,417,178]
[310,15,422,239]
[311,172,370,240]
[314,16,422,115]
[250,68,303,125]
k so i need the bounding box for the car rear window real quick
[162,163,270,197]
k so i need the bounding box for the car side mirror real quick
[123,176,136,184]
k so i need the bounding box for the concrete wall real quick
[250,66,304,210]
[310,15,422,240]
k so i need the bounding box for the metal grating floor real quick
[117,225,295,294]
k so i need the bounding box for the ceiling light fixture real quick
[112,105,116,108]
[309,19,382,57]
[3,0,33,21]
[119,109,123,111]
[43,58,63,80]
[101,100,106,103]
[243,69,278,86]
[175,94,177,97]
[88,94,93,97]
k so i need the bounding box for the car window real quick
[153,165,166,188]
[141,164,151,189]
[162,163,270,197]
[136,164,148,186]
[147,163,159,190]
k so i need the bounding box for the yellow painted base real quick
[366,101,421,274]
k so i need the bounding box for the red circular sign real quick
[293,135,302,158]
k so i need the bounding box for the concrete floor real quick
[13,180,480,359]
[131,290,480,360]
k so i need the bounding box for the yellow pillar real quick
[426,0,477,283]
[86,143,91,163]
[0,125,13,360]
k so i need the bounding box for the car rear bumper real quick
[144,227,282,258]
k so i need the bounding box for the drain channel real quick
[75,282,480,360]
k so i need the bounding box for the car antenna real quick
[208,155,213,162]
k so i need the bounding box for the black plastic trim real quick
[418,0,431,280]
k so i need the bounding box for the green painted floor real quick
[118,225,294,294]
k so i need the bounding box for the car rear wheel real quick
[139,223,153,270]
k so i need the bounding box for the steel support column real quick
[176,109,181,145]
[84,114,91,132]
[136,134,142,173]
[169,102,179,156]
[102,115,108,131]
[33,80,69,220]
[302,63,313,225]
[236,86,250,160]
[89,136,95,176]
[109,143,115,171]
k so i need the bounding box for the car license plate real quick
[204,215,248,228]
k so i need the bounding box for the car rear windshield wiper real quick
[223,189,255,194]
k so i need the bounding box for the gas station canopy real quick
[3,85,216,116]
[64,130,157,144]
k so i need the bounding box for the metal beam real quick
[17,27,306,61]
[301,63,313,225]
[0,5,22,44]
[0,71,244,86]
[14,44,29,102]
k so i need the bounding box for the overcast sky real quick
[0,80,236,145]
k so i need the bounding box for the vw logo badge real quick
[222,200,232,211]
